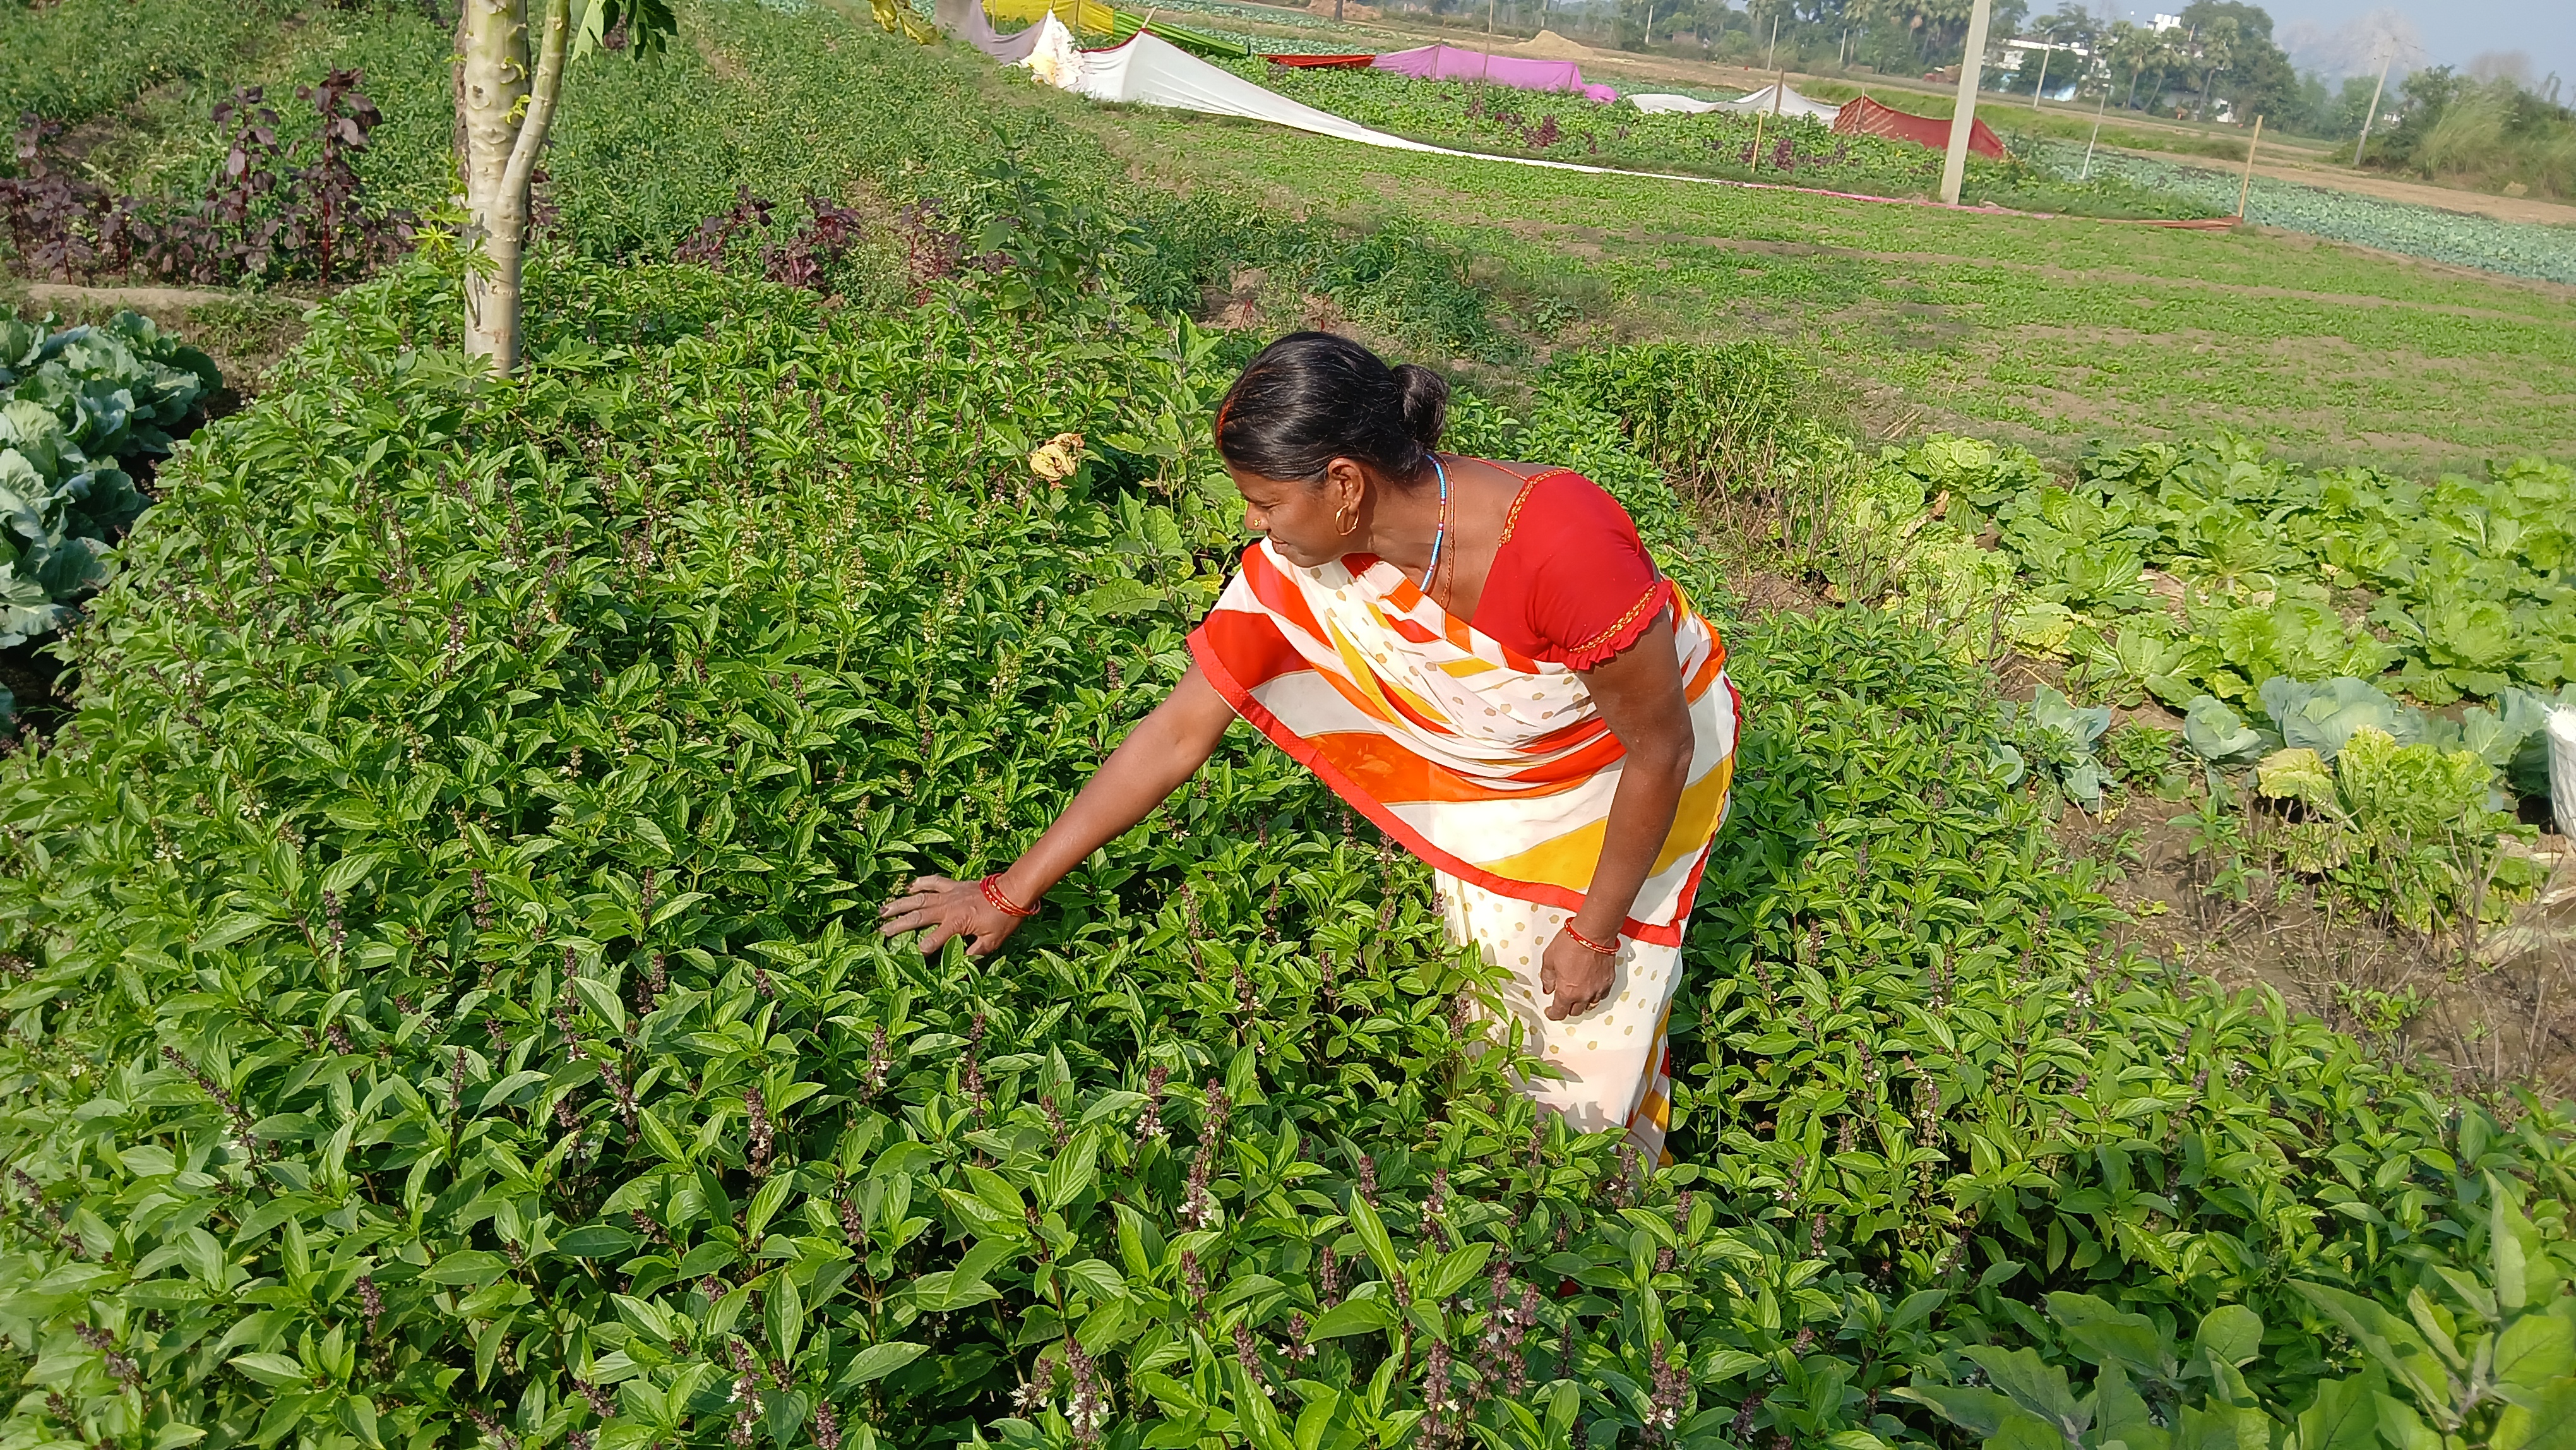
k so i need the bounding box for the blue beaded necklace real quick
[1419,453,1451,595]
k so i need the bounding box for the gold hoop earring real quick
[1335,505,1359,536]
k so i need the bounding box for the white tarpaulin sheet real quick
[1070,32,1448,152]
[1717,84,1842,121]
[941,23,2241,226]
[2552,707,2576,836]
[1626,93,1726,114]
[982,31,1899,199]
[1018,11,1081,87]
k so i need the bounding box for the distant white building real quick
[1993,36,2095,98]
[1997,37,2090,69]
[2150,12,2181,32]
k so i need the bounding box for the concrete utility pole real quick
[1939,0,1995,205]
[2352,46,2393,165]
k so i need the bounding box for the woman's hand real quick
[1539,928,1618,1020]
[874,667,1237,961]
[878,875,1023,956]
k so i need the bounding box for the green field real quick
[1066,101,2576,469]
[9,0,2569,469]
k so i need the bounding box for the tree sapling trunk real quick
[458,0,573,372]
[456,0,676,370]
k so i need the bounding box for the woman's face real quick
[1228,458,1366,568]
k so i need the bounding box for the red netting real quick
[1832,95,2007,160]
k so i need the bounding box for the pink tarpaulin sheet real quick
[935,0,1050,63]
[1371,44,1615,102]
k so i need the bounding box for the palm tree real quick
[2145,27,2191,113]
[2191,15,2238,121]
[2106,21,2153,111]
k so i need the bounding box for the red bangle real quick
[979,874,1039,918]
[1563,923,1619,956]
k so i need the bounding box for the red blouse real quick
[1470,467,1673,670]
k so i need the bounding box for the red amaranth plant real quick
[0,116,104,279]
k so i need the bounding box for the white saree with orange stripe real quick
[1188,537,1738,1161]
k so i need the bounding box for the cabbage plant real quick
[2253,728,2540,928]
[0,311,216,646]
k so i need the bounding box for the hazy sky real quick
[2094,0,2571,88]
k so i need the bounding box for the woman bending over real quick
[881,332,1739,1159]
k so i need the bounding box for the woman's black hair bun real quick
[1390,363,1449,455]
[1212,332,1448,488]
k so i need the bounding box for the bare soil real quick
[2066,795,2576,1101]
[21,282,239,311]
[1972,656,2576,1101]
[2227,152,2576,228]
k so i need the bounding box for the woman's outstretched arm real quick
[878,664,1238,956]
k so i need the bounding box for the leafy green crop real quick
[2258,676,2419,762]
[0,310,220,647]
[1540,342,1827,502]
[2251,728,2537,929]
[2026,139,2576,286]
[0,0,293,133]
[1907,1177,2576,1449]
[2161,676,2567,925]
[2286,1178,2576,1450]
[2181,694,2274,771]
[4,253,2572,1450]
[1878,430,2575,716]
[1896,1294,2275,1449]
[1994,685,2114,808]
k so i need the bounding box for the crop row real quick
[1837,431,2570,704]
[1234,64,2221,219]
[1809,429,2571,922]
[2022,139,2576,285]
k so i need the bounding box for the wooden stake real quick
[1750,104,1767,170]
[2236,112,2262,218]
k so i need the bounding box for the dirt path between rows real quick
[21,282,241,311]
[2236,154,2576,227]
[2089,140,2576,226]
